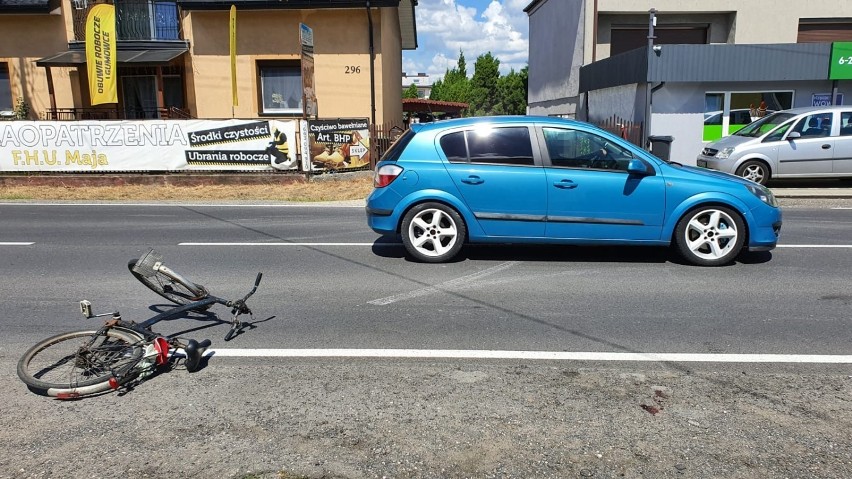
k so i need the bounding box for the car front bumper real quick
[696,155,735,174]
[747,204,782,251]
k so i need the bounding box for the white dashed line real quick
[180,242,394,246]
[0,242,34,246]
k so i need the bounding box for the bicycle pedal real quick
[79,300,92,319]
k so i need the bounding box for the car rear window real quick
[467,127,534,166]
[379,129,415,162]
[439,126,535,166]
[440,132,468,162]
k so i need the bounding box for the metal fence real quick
[42,107,192,120]
[369,121,405,168]
[591,115,643,147]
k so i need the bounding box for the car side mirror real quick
[786,131,801,140]
[627,159,650,176]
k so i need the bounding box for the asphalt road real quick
[1,201,850,356]
[2,200,852,478]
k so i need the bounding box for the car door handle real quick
[822,144,832,149]
[461,175,484,185]
[553,179,578,189]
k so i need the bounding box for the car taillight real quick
[374,164,404,188]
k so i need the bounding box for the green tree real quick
[430,50,471,106]
[497,66,528,115]
[469,53,501,115]
[403,83,419,99]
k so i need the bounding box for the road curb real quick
[0,171,372,187]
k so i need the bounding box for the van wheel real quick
[674,206,745,266]
[735,160,769,185]
[401,203,466,263]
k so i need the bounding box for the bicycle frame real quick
[102,275,259,388]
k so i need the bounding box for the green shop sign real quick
[830,42,852,80]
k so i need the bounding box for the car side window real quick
[792,113,832,138]
[840,112,852,137]
[763,121,794,142]
[464,126,535,166]
[542,127,632,171]
[440,132,468,163]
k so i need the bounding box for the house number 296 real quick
[345,66,362,74]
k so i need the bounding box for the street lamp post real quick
[644,8,656,151]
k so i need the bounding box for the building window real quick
[703,91,794,141]
[258,62,302,115]
[118,66,185,119]
[0,64,11,112]
[115,0,179,41]
[798,20,852,43]
[611,26,707,56]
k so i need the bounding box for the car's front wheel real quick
[401,202,466,263]
[674,205,745,266]
[735,160,770,185]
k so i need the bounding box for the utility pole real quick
[644,8,656,150]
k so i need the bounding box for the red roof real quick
[402,98,469,113]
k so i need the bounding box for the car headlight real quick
[746,184,778,207]
[716,147,736,159]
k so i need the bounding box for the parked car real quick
[366,116,782,266]
[697,105,852,185]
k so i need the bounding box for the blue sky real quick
[403,0,530,80]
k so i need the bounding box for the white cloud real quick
[406,0,529,79]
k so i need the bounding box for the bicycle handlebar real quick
[239,273,262,303]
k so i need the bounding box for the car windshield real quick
[732,112,795,138]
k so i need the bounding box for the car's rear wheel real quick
[674,205,745,266]
[401,202,466,263]
[735,160,769,185]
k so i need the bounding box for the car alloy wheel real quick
[401,202,466,263]
[736,160,768,185]
[675,206,745,266]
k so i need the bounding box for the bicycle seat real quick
[184,339,211,372]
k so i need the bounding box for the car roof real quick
[410,115,588,133]
[777,105,850,116]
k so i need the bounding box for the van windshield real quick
[733,112,795,138]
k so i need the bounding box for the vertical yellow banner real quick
[85,4,117,105]
[230,5,238,107]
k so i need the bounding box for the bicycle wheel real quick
[128,259,208,307]
[18,328,144,398]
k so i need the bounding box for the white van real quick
[696,105,852,185]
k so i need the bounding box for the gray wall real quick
[526,0,584,117]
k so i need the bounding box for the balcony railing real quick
[43,107,193,120]
[72,0,182,42]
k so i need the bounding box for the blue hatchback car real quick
[366,116,782,266]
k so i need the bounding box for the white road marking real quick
[776,245,852,248]
[0,242,34,245]
[202,348,852,364]
[367,261,520,305]
[0,203,363,207]
[180,242,394,246]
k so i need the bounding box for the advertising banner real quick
[830,42,852,80]
[0,119,298,172]
[300,23,317,117]
[305,118,370,171]
[85,4,117,105]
